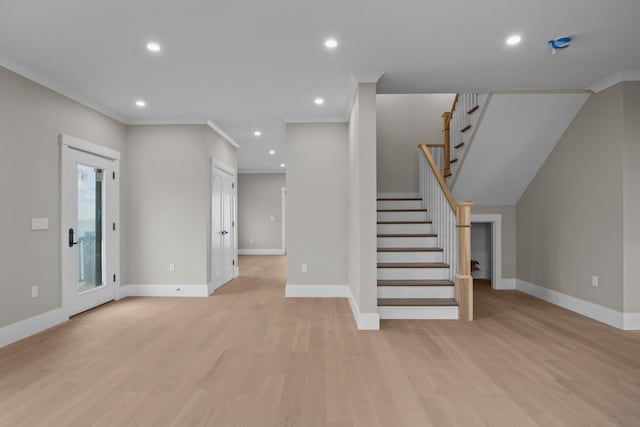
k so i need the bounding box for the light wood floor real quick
[2,256,640,426]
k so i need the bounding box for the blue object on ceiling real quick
[548,36,572,52]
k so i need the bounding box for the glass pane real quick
[77,164,104,293]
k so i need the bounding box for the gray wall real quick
[376,94,454,194]
[123,125,212,285]
[622,82,640,312]
[517,84,624,311]
[473,205,517,279]
[286,123,349,285]
[238,173,286,250]
[0,65,126,328]
[349,83,378,314]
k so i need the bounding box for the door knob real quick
[221,230,229,235]
[68,228,80,247]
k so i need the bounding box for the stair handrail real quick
[419,144,473,321]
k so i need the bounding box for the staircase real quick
[377,196,459,319]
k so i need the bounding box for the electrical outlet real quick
[169,263,175,272]
[31,286,38,298]
[592,276,599,287]
[301,263,308,273]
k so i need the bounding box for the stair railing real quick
[419,144,473,320]
[442,93,478,178]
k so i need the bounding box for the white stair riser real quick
[377,251,443,263]
[377,286,455,299]
[377,200,423,209]
[377,223,433,234]
[377,211,428,222]
[377,193,420,199]
[377,236,437,248]
[377,268,450,280]
[378,306,459,320]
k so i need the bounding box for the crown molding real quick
[0,53,127,123]
[351,71,385,84]
[0,54,242,150]
[588,71,640,93]
[207,120,240,148]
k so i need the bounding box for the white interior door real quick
[212,164,236,289]
[61,141,119,316]
[212,174,224,287]
[222,176,234,283]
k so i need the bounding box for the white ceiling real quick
[1,0,639,171]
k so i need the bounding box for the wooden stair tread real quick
[449,158,458,164]
[445,172,452,177]
[454,142,464,149]
[377,198,422,201]
[378,298,458,307]
[377,209,427,212]
[378,280,454,286]
[377,234,436,238]
[377,247,442,252]
[377,263,449,268]
[467,105,479,114]
[460,125,472,133]
[377,221,432,224]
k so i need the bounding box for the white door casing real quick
[60,135,120,317]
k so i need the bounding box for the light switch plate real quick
[31,218,49,230]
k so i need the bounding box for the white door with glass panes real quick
[61,136,119,316]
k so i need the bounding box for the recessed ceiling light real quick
[324,38,338,49]
[314,97,325,105]
[280,163,286,168]
[269,149,276,155]
[506,34,522,46]
[254,130,262,137]
[146,42,161,52]
[135,99,146,108]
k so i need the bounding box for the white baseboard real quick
[285,284,380,330]
[0,308,68,348]
[377,192,420,199]
[378,305,458,320]
[516,279,640,330]
[118,284,209,298]
[495,278,516,290]
[623,313,640,330]
[208,282,222,295]
[238,249,285,255]
[347,291,380,330]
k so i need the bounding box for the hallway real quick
[1,256,640,426]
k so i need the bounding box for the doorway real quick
[60,135,120,317]
[471,223,492,287]
[470,214,506,289]
[211,160,237,291]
